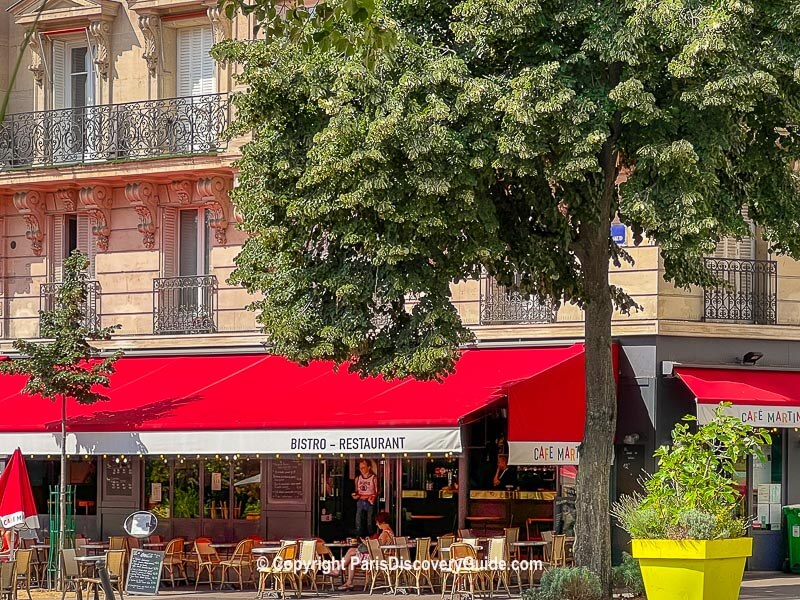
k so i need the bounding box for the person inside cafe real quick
[352,459,379,537]
[335,511,394,590]
[492,454,517,489]
[0,527,17,561]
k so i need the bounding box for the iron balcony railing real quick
[153,275,218,335]
[40,280,101,335]
[0,93,229,170]
[703,258,777,325]
[479,275,558,325]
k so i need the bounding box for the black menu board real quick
[270,459,304,501]
[125,549,164,595]
[105,461,133,497]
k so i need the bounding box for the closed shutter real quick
[161,207,178,277]
[52,40,66,109]
[714,208,755,259]
[77,214,95,278]
[51,214,65,282]
[177,26,216,97]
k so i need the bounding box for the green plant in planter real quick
[612,553,644,597]
[522,567,603,600]
[612,403,770,539]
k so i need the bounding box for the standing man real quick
[352,459,378,536]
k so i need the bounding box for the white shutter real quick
[177,26,216,97]
[714,207,755,259]
[51,215,65,282]
[52,40,66,110]
[161,207,178,277]
[77,214,95,278]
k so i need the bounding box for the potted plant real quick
[612,403,770,600]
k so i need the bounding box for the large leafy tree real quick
[0,251,121,584]
[217,0,800,590]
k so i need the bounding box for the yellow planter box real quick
[632,538,752,600]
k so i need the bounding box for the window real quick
[204,459,230,519]
[233,459,261,520]
[713,208,755,260]
[51,214,94,281]
[177,26,216,97]
[145,458,171,519]
[52,40,96,162]
[179,209,212,276]
[173,460,200,518]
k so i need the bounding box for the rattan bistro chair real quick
[161,539,188,587]
[14,549,34,600]
[257,542,300,599]
[220,539,255,590]
[194,542,223,589]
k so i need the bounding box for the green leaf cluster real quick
[217,0,800,380]
[612,403,771,540]
[0,251,122,404]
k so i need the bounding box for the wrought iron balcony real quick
[40,280,101,335]
[0,93,229,170]
[480,276,558,325]
[153,275,218,335]
[703,258,777,324]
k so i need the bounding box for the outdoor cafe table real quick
[465,516,504,536]
[325,542,357,559]
[142,542,166,549]
[74,556,106,600]
[82,544,108,556]
[512,540,548,585]
[209,542,237,558]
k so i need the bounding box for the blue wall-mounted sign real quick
[611,223,626,246]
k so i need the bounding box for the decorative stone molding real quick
[137,14,160,76]
[196,176,230,245]
[207,6,231,45]
[55,189,78,212]
[124,182,159,249]
[12,191,45,256]
[28,33,44,87]
[169,180,194,204]
[79,185,113,252]
[88,20,112,79]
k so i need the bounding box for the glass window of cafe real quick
[26,457,98,516]
[747,429,784,531]
[143,456,262,522]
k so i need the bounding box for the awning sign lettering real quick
[697,403,800,428]
[508,442,580,466]
[290,436,408,452]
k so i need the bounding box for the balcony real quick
[703,258,777,325]
[153,275,218,335]
[0,94,229,170]
[479,276,558,325]
[39,280,101,335]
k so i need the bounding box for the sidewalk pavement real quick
[24,572,800,599]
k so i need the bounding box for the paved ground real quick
[23,572,800,599]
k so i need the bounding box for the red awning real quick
[0,346,589,455]
[675,366,800,428]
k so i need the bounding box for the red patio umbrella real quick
[0,448,39,532]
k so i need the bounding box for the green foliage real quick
[173,487,200,519]
[0,251,122,403]
[611,553,644,597]
[217,0,800,381]
[612,404,770,540]
[524,566,603,600]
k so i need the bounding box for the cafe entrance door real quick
[313,457,401,540]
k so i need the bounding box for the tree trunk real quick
[59,394,67,590]
[573,214,617,596]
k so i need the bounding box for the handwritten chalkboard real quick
[105,461,133,497]
[125,549,164,595]
[271,459,304,501]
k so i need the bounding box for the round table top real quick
[326,542,358,548]
[75,556,106,562]
[440,545,483,553]
[465,516,503,521]
[82,544,108,549]
[512,541,548,547]
[409,515,443,520]
[142,542,166,548]
[31,544,49,549]
[381,543,415,550]
[252,547,281,554]
[209,543,237,548]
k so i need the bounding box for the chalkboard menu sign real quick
[270,459,304,501]
[105,461,133,497]
[125,549,164,595]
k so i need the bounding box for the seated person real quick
[492,454,517,489]
[335,511,394,590]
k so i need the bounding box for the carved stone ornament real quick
[137,14,160,76]
[12,191,45,256]
[79,185,113,251]
[196,176,230,245]
[55,189,78,212]
[88,20,112,79]
[206,6,231,45]
[124,182,158,249]
[28,32,44,86]
[169,180,193,204]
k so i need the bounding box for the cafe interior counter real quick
[467,490,555,537]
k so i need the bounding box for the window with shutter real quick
[51,215,65,282]
[52,40,66,110]
[161,207,178,278]
[52,214,95,281]
[76,214,95,278]
[179,209,199,276]
[177,26,216,98]
[713,208,755,260]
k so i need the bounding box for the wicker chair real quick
[257,542,300,599]
[220,539,255,590]
[161,539,188,587]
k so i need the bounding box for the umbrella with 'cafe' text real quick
[0,448,39,531]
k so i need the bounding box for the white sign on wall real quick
[508,442,580,466]
[697,403,800,428]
